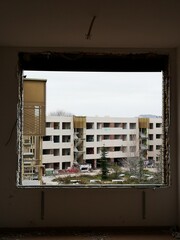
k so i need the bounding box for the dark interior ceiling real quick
[0,0,180,48]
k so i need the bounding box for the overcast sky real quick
[24,71,162,117]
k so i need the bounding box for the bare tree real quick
[123,135,144,181]
[49,110,73,117]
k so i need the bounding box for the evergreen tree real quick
[100,145,109,180]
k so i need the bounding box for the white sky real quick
[24,71,162,117]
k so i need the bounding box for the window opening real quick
[62,135,71,142]
[156,134,161,139]
[43,136,52,142]
[18,52,170,187]
[62,122,71,129]
[54,122,60,129]
[130,123,136,129]
[53,136,60,143]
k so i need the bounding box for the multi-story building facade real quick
[42,116,162,171]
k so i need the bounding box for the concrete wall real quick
[0,47,178,228]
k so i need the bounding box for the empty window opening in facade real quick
[53,136,60,143]
[156,134,162,139]
[122,135,127,141]
[86,135,94,142]
[156,123,162,128]
[115,135,121,140]
[129,134,136,141]
[122,123,127,129]
[97,135,102,141]
[114,123,121,128]
[114,147,121,151]
[130,123,136,129]
[149,145,154,151]
[62,162,71,169]
[103,123,110,128]
[86,122,94,129]
[46,122,51,128]
[97,123,102,129]
[54,149,60,156]
[62,135,71,142]
[62,148,71,156]
[43,136,52,141]
[156,145,161,150]
[43,149,52,155]
[18,52,170,187]
[103,135,110,140]
[62,122,71,129]
[86,147,94,154]
[54,122,60,129]
[149,134,153,140]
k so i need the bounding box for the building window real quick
[43,136,51,141]
[122,146,127,153]
[130,123,136,129]
[122,135,127,141]
[156,123,162,128]
[149,123,153,129]
[86,122,94,129]
[54,149,60,156]
[97,135,101,142]
[62,148,71,156]
[103,123,110,128]
[86,135,94,142]
[53,136,60,143]
[114,147,121,151]
[115,135,121,139]
[156,134,161,139]
[43,149,52,155]
[62,162,71,169]
[114,123,121,128]
[97,147,101,154]
[149,134,153,140]
[62,135,71,142]
[54,122,60,129]
[149,145,153,151]
[62,122,71,129]
[129,134,136,141]
[156,145,161,150]
[122,123,127,129]
[97,123,102,129]
[103,135,110,140]
[86,147,94,154]
[46,122,51,128]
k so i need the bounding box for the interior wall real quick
[177,47,180,228]
[0,47,178,228]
